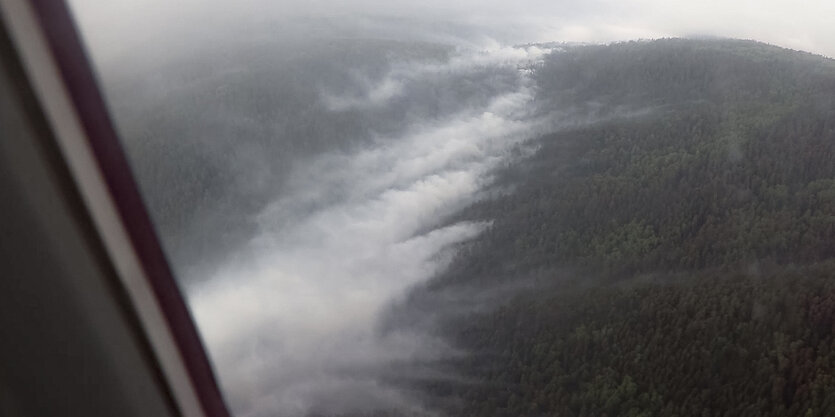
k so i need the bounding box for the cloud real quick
[186,47,548,416]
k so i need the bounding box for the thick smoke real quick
[65,0,835,415]
[188,46,549,417]
[320,45,549,111]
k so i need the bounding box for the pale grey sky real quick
[70,0,835,62]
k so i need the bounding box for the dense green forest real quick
[445,262,835,417]
[415,39,835,416]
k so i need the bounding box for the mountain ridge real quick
[395,37,835,417]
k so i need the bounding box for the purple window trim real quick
[27,1,232,416]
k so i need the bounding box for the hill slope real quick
[416,39,835,417]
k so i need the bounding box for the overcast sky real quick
[70,0,835,63]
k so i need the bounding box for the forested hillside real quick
[448,262,835,417]
[419,39,835,417]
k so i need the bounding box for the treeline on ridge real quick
[418,39,835,417]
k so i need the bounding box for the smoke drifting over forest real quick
[84,31,554,415]
[67,0,835,416]
[188,46,549,416]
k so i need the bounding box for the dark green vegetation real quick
[424,39,835,416]
[450,263,835,417]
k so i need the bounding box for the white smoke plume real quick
[188,46,550,417]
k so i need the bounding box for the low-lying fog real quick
[68,0,835,415]
[189,45,549,416]
[88,31,552,415]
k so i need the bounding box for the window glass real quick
[69,1,835,416]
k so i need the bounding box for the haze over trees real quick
[408,39,835,417]
[105,35,835,417]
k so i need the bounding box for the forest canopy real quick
[410,39,835,417]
